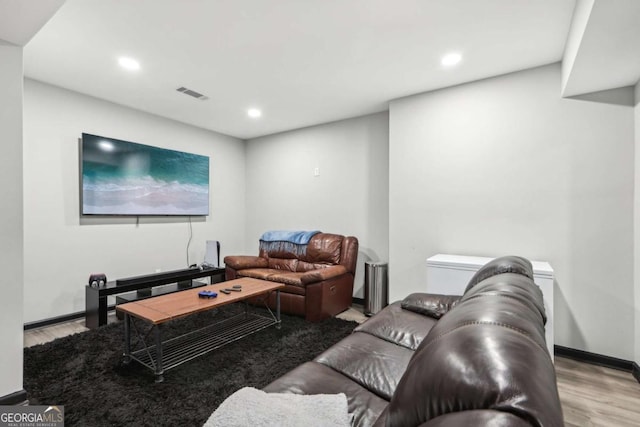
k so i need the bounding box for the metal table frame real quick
[122,290,280,382]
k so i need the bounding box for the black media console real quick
[85,266,225,329]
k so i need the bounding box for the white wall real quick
[389,63,635,360]
[0,43,24,399]
[635,81,640,367]
[245,113,389,298]
[23,79,246,323]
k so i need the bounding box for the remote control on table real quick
[226,288,242,292]
[232,285,242,289]
[219,289,231,295]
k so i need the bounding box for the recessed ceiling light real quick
[247,108,262,118]
[441,52,462,67]
[118,57,140,71]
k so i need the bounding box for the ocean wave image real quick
[81,134,210,216]
[83,176,209,215]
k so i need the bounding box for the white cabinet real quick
[426,254,554,358]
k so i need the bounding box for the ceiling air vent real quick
[176,86,209,101]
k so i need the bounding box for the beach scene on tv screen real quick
[81,135,209,215]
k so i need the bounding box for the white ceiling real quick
[0,0,64,46]
[19,0,640,140]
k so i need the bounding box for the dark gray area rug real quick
[24,305,357,426]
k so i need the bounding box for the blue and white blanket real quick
[260,230,320,244]
[259,230,321,256]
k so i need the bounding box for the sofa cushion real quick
[237,268,280,281]
[300,265,348,285]
[424,290,548,354]
[265,272,305,287]
[461,273,546,325]
[267,258,299,272]
[418,410,533,427]
[314,331,414,401]
[385,271,562,427]
[224,255,268,270]
[237,269,306,293]
[355,302,437,351]
[297,261,333,272]
[386,324,560,426]
[464,255,533,293]
[264,361,388,427]
[300,233,343,265]
[400,293,461,319]
[259,246,300,259]
[421,273,548,360]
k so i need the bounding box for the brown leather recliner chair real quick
[224,233,358,322]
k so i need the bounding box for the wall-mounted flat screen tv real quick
[80,133,209,216]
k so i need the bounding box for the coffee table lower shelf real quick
[124,309,280,382]
[119,278,284,382]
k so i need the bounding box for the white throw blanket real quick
[203,387,352,427]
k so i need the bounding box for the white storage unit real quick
[426,254,554,358]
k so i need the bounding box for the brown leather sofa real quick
[224,233,358,322]
[264,256,564,426]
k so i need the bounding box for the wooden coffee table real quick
[116,277,284,382]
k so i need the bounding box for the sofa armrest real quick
[224,255,268,270]
[400,293,461,319]
[300,265,348,285]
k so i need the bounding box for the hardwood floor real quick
[24,309,640,426]
[24,317,89,348]
[555,357,640,426]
